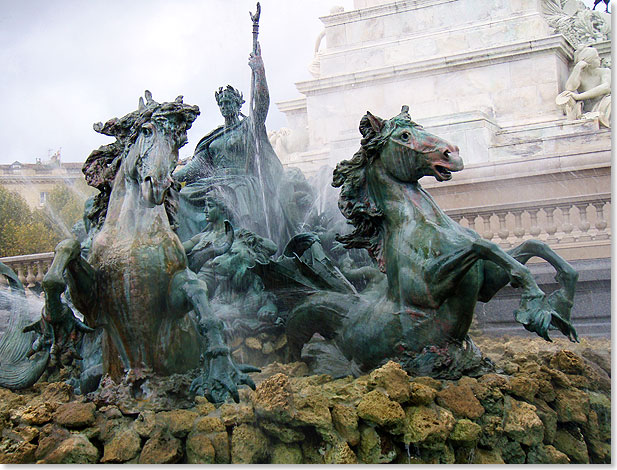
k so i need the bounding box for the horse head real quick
[89,91,200,207]
[361,106,462,183]
[333,106,463,269]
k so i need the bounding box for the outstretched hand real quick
[190,350,259,404]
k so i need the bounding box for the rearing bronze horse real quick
[7,92,256,403]
[287,106,578,377]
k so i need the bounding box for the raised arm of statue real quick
[569,67,611,101]
[249,41,269,126]
[564,60,587,91]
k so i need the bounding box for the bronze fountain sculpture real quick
[0,4,580,403]
[285,107,579,378]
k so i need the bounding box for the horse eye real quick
[142,126,153,137]
[400,132,410,141]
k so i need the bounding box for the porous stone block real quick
[186,432,215,464]
[40,434,99,464]
[231,424,268,464]
[101,428,141,463]
[52,402,96,429]
[357,390,405,427]
[270,443,303,464]
[139,430,182,464]
[503,396,544,447]
[436,384,484,419]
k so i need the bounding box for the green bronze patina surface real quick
[287,106,579,378]
[176,41,300,249]
[11,93,258,403]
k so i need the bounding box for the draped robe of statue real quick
[175,58,295,248]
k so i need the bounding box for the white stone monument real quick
[275,0,610,173]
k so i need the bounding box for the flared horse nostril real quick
[443,149,450,160]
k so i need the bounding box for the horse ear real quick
[144,90,154,104]
[138,97,145,111]
[366,111,384,133]
[359,112,385,138]
[175,95,184,103]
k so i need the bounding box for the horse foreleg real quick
[471,239,577,342]
[26,239,96,372]
[169,269,259,404]
[481,239,578,339]
[43,239,97,324]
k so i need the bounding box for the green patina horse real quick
[1,92,256,403]
[287,106,578,378]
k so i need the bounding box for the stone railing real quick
[446,193,611,251]
[0,194,610,291]
[0,252,54,289]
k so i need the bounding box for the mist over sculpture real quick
[0,3,581,404]
[0,92,260,403]
[175,34,300,249]
[285,107,579,378]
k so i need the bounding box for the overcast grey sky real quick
[0,0,352,164]
[0,0,606,165]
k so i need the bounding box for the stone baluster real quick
[14,263,27,286]
[592,201,609,240]
[544,207,558,244]
[451,215,464,227]
[511,210,525,242]
[527,208,541,238]
[481,214,494,241]
[559,204,575,243]
[468,215,477,232]
[35,261,45,284]
[26,263,37,288]
[496,211,510,248]
[574,202,592,242]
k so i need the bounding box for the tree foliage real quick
[0,186,58,257]
[44,180,94,239]
[0,178,96,257]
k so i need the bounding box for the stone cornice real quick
[322,10,548,57]
[421,148,611,189]
[296,35,574,95]
[0,175,82,185]
[319,0,457,27]
[276,97,307,113]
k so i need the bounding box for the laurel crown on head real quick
[215,85,245,107]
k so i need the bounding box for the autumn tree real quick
[0,186,58,257]
[44,180,95,239]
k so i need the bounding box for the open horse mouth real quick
[431,149,463,182]
[434,165,453,181]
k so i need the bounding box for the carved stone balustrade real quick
[0,194,610,292]
[446,193,611,260]
[0,252,54,291]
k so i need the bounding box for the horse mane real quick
[332,113,392,271]
[82,92,199,230]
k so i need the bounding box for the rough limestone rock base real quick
[0,336,609,464]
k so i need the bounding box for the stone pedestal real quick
[276,0,594,170]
